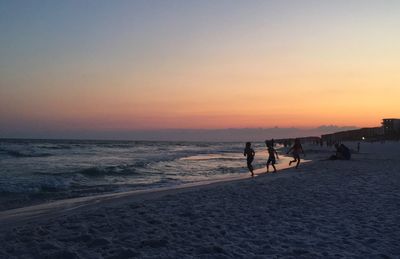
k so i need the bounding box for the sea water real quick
[0,139,275,210]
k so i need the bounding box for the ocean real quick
[0,139,274,210]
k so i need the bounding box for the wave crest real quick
[0,149,53,158]
[76,165,138,177]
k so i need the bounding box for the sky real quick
[1,1,399,139]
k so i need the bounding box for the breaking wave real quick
[0,149,53,158]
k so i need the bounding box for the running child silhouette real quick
[287,138,305,169]
[244,142,255,177]
[265,140,279,173]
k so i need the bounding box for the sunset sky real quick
[1,1,399,137]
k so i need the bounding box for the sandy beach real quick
[1,142,399,258]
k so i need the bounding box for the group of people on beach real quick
[243,138,305,177]
[244,139,353,176]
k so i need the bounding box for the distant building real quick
[321,127,383,144]
[382,118,400,138]
[320,118,400,143]
[276,118,399,145]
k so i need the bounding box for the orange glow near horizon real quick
[3,54,398,130]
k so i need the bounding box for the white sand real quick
[1,142,399,258]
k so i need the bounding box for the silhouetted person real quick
[265,140,279,173]
[287,138,305,169]
[357,142,360,153]
[329,143,351,160]
[244,142,255,177]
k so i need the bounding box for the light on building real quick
[362,137,365,140]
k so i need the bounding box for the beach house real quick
[382,118,400,139]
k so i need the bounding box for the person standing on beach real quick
[287,138,305,169]
[266,140,279,173]
[244,142,255,177]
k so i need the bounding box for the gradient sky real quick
[1,0,399,137]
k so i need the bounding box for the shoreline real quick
[0,154,310,229]
[0,140,301,212]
